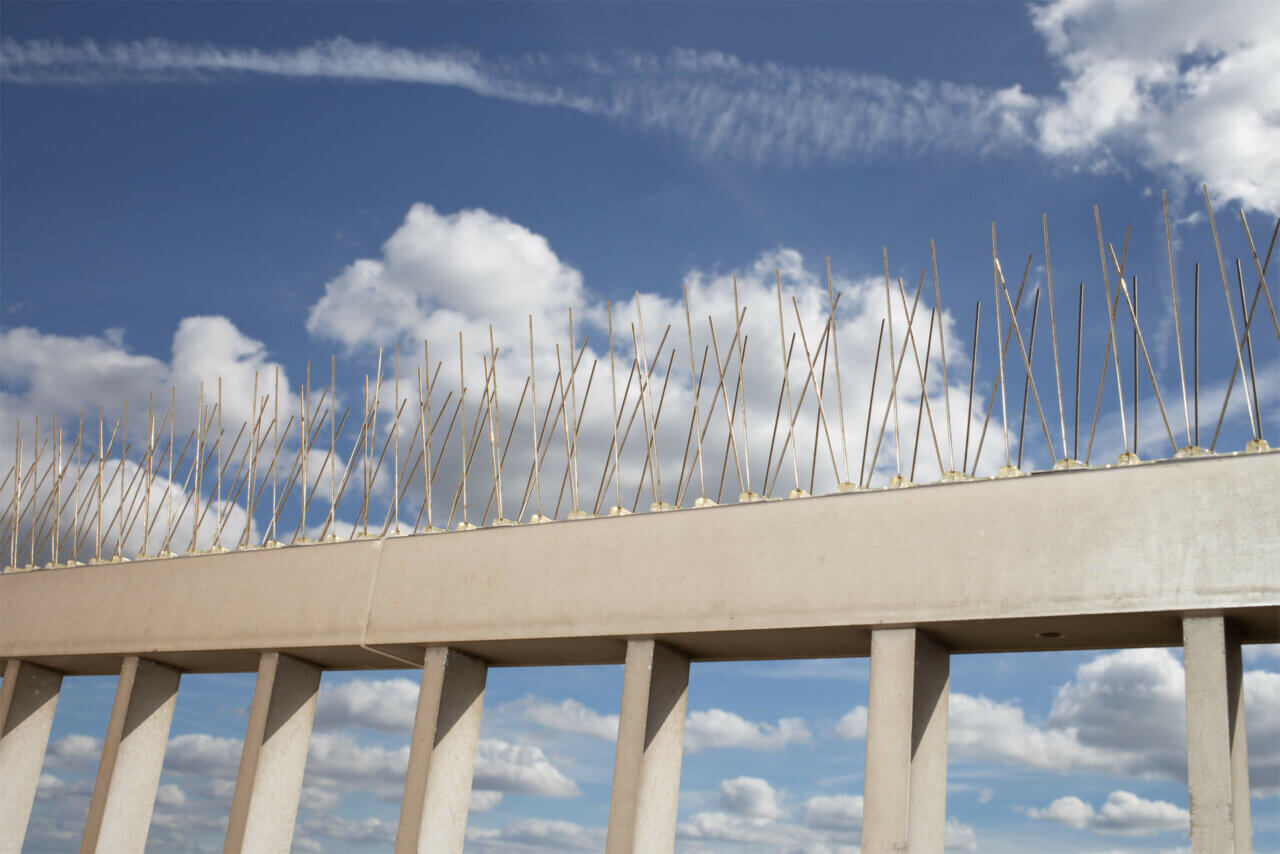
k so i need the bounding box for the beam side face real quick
[1,539,382,660]
[0,660,63,854]
[1,454,1277,667]
[366,454,1280,643]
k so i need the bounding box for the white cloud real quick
[473,738,580,798]
[163,733,243,779]
[498,695,619,740]
[469,789,503,812]
[153,783,186,806]
[684,708,812,753]
[719,776,786,819]
[1,316,297,561]
[0,39,1036,169]
[1027,790,1189,836]
[314,677,419,735]
[1030,0,1280,212]
[804,793,863,831]
[467,818,603,852]
[306,204,585,351]
[834,706,867,740]
[945,816,979,852]
[44,734,102,767]
[946,648,1280,797]
[5,27,1275,210]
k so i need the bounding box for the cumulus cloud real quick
[1027,790,1189,836]
[153,783,187,806]
[1031,0,1280,212]
[834,706,867,740]
[473,738,580,798]
[300,201,982,512]
[718,776,787,819]
[803,793,863,831]
[943,649,1280,797]
[1,317,297,562]
[314,677,419,735]
[681,782,974,852]
[467,817,603,852]
[498,695,620,741]
[684,709,813,753]
[306,204,585,351]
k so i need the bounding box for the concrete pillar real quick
[1183,615,1251,854]
[224,652,321,854]
[862,628,950,854]
[81,657,181,853]
[395,647,488,854]
[606,639,690,854]
[0,660,63,854]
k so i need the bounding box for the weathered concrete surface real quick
[224,652,321,854]
[81,657,181,854]
[0,660,62,854]
[1184,616,1252,854]
[861,629,949,854]
[396,647,487,854]
[1,453,1277,674]
[606,640,690,853]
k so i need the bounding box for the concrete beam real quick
[224,652,321,854]
[1183,616,1251,854]
[81,657,181,853]
[0,660,63,854]
[395,647,488,854]
[606,639,690,853]
[3,453,1277,673]
[862,628,950,854]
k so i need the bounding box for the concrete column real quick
[1183,615,1251,854]
[862,628,950,854]
[606,639,690,854]
[81,657,181,853]
[395,647,488,854]
[0,660,63,854]
[224,652,321,854]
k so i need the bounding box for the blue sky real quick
[3,1,1279,851]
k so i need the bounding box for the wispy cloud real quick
[0,37,1037,167]
[4,0,1278,208]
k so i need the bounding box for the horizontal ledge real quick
[3,607,1277,675]
[3,452,1278,675]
